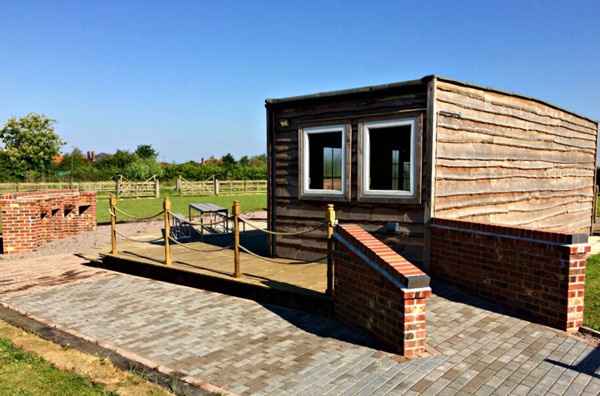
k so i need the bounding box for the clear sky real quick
[1,0,599,163]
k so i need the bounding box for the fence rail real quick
[177,176,266,196]
[0,181,115,195]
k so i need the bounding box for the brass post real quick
[233,200,241,278]
[110,195,117,255]
[325,203,336,296]
[164,197,172,265]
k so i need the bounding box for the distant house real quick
[200,156,221,165]
[265,75,599,264]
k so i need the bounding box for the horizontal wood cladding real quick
[433,81,598,232]
[273,199,426,260]
[270,87,430,261]
[274,94,427,124]
[436,83,596,137]
[435,188,593,211]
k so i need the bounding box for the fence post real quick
[110,195,117,255]
[325,203,336,296]
[164,197,172,265]
[233,200,241,278]
[115,176,121,198]
[155,176,160,198]
[214,178,220,196]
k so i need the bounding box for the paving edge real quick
[0,301,238,396]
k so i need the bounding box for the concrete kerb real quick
[0,301,236,396]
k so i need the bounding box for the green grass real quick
[0,338,115,395]
[98,192,266,223]
[584,254,600,331]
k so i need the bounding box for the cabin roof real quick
[265,75,597,124]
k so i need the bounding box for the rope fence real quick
[238,216,326,236]
[108,195,337,295]
[112,206,165,221]
[238,244,328,264]
[114,230,165,243]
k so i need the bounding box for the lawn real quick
[0,337,114,395]
[585,254,600,331]
[96,192,266,224]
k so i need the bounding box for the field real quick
[94,191,265,224]
[584,254,600,330]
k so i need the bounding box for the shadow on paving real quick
[259,302,395,354]
[430,277,543,324]
[546,349,600,379]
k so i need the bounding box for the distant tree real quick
[221,153,236,166]
[135,144,158,160]
[239,155,250,167]
[126,157,164,180]
[94,149,138,179]
[0,113,65,181]
[248,154,266,167]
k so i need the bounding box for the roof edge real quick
[265,74,598,124]
[265,75,433,106]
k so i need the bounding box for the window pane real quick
[308,131,342,191]
[368,125,411,191]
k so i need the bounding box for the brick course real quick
[333,224,431,356]
[0,190,96,254]
[429,218,589,333]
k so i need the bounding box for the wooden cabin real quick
[265,75,599,265]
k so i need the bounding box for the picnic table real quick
[188,203,229,236]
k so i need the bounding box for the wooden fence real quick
[0,176,267,198]
[116,175,160,199]
[0,181,116,195]
[177,176,267,196]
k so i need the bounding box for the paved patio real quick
[1,253,599,395]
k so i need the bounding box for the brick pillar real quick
[564,244,589,332]
[402,289,431,357]
[333,224,431,356]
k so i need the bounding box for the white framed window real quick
[358,117,419,202]
[299,124,350,200]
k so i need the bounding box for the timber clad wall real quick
[433,81,598,233]
[0,190,96,254]
[333,224,432,356]
[429,218,588,333]
[267,76,599,262]
[268,82,430,260]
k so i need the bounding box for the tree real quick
[94,149,138,180]
[135,144,158,160]
[221,153,236,166]
[0,113,66,181]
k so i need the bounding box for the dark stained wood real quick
[267,83,431,263]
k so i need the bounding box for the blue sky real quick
[1,0,599,163]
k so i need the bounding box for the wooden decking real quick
[83,228,333,314]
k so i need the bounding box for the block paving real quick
[0,253,599,395]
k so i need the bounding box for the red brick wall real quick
[429,218,589,333]
[0,190,96,254]
[333,224,432,357]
